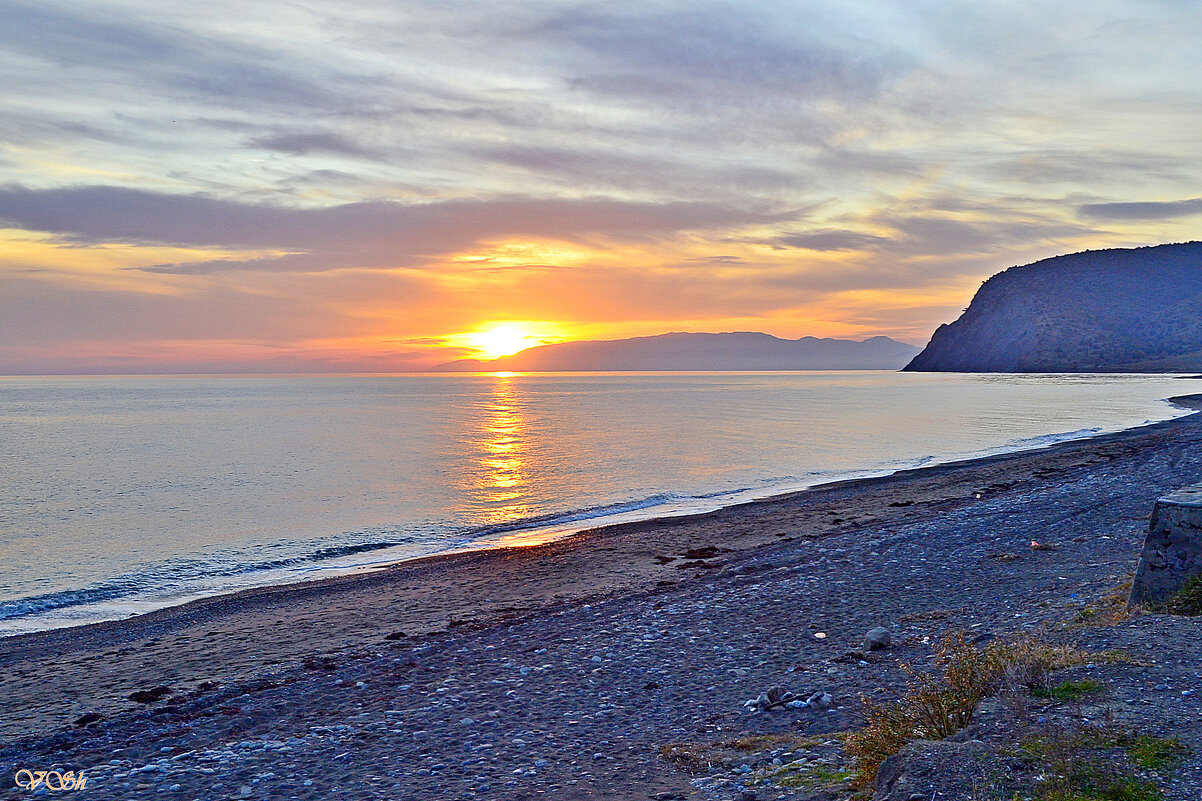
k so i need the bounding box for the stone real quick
[806,691,833,709]
[864,627,892,651]
[126,686,173,704]
[1129,483,1202,607]
[874,740,995,801]
[73,712,105,727]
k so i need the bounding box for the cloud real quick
[473,144,801,194]
[3,0,1202,373]
[0,2,361,113]
[0,184,788,272]
[866,210,1094,257]
[981,150,1191,187]
[1078,198,1202,221]
[533,4,900,107]
[0,273,352,346]
[247,132,386,161]
[774,230,888,251]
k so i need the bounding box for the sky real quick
[2,0,1202,373]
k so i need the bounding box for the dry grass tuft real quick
[845,633,1086,788]
[1072,579,1135,627]
[659,732,840,774]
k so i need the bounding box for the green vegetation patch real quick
[1019,725,1188,801]
[1123,734,1188,770]
[1032,679,1106,701]
[1157,574,1202,616]
[762,763,854,791]
[1048,769,1158,793]
[1042,774,1161,801]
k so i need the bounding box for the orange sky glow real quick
[2,2,1202,373]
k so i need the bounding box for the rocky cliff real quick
[905,242,1202,372]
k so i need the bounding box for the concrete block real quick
[1129,484,1202,607]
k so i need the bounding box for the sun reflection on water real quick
[472,374,531,525]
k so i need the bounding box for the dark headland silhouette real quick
[906,242,1202,373]
[432,332,919,372]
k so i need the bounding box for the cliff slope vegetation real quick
[905,242,1202,372]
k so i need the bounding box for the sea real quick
[0,371,1195,635]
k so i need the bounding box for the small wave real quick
[0,580,143,621]
[227,540,404,574]
[467,493,684,537]
[463,481,797,539]
[0,539,406,622]
[1004,427,1103,450]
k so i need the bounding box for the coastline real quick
[3,394,1202,755]
[3,385,1194,637]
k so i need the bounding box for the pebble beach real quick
[5,396,1202,800]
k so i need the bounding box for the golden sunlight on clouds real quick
[0,230,288,293]
[449,240,594,269]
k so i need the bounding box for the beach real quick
[4,395,1202,799]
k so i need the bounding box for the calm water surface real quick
[0,371,1194,633]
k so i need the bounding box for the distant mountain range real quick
[905,242,1202,372]
[432,332,920,372]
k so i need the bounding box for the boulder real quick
[864,626,893,651]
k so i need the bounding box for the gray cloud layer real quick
[0,184,786,272]
[3,0,1202,371]
[1079,198,1202,221]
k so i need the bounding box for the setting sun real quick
[465,323,542,359]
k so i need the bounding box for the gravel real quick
[5,407,1202,799]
